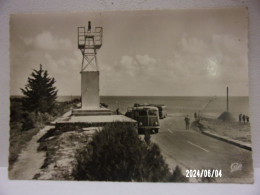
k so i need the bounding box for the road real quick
[151,114,254,183]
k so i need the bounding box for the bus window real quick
[148,110,157,116]
[139,110,147,116]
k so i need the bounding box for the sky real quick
[10,8,249,96]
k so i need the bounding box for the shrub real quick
[10,101,23,122]
[168,166,188,182]
[141,144,170,182]
[73,122,170,182]
[21,112,36,130]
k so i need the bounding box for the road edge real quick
[192,121,252,151]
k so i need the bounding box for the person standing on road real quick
[242,114,246,123]
[239,113,242,123]
[184,115,190,130]
[116,108,120,115]
[194,112,197,121]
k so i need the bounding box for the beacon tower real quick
[78,21,102,109]
[73,21,111,116]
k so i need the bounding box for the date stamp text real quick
[186,169,222,178]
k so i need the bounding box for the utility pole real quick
[227,86,229,112]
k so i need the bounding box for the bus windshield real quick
[139,110,147,116]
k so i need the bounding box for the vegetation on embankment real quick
[36,122,188,182]
[9,97,80,169]
[34,126,90,180]
[72,122,188,182]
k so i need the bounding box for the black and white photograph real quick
[9,8,253,183]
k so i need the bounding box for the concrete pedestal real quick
[81,71,100,109]
[71,70,113,116]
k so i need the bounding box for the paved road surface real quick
[151,114,254,183]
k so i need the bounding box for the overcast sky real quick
[10,8,248,96]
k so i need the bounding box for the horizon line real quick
[10,94,250,97]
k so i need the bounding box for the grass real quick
[9,98,80,170]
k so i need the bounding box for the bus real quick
[152,104,167,119]
[125,106,160,134]
[134,103,167,119]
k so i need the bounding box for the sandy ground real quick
[199,118,251,143]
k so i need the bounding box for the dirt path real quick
[9,125,54,180]
[9,110,72,180]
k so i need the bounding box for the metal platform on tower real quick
[78,21,103,72]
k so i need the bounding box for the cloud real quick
[168,33,247,80]
[206,57,218,76]
[116,54,158,77]
[42,51,82,95]
[135,54,156,65]
[135,54,157,74]
[116,55,138,76]
[119,55,138,76]
[99,54,160,95]
[22,31,73,51]
[16,31,247,96]
[166,36,210,79]
[44,51,80,76]
[178,35,208,55]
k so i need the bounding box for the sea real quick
[57,96,250,119]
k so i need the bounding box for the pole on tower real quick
[88,21,91,32]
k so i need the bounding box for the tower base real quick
[55,114,137,130]
[72,107,112,116]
